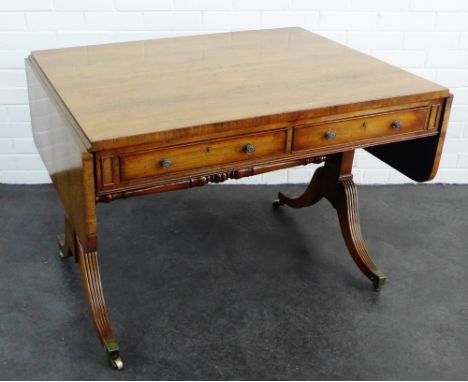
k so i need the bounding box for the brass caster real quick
[273,192,287,209]
[56,234,71,259]
[371,273,387,290]
[105,340,123,370]
[110,354,124,370]
[272,199,283,209]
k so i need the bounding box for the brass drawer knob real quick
[324,130,336,140]
[160,158,172,168]
[391,120,403,129]
[244,143,256,154]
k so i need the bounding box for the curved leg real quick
[274,151,387,289]
[335,177,387,289]
[274,166,328,208]
[76,236,123,370]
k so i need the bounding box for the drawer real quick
[120,129,287,181]
[292,106,430,152]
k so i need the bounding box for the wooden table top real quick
[31,27,448,151]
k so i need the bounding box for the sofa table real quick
[26,27,452,369]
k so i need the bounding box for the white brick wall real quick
[0,0,467,184]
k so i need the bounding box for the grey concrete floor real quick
[0,183,467,380]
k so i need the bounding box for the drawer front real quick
[293,106,430,152]
[120,129,287,181]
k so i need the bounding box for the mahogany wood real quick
[365,95,453,181]
[25,59,97,254]
[275,151,386,288]
[29,27,448,151]
[25,27,453,369]
[120,129,287,181]
[76,235,123,369]
[292,106,430,152]
[95,155,327,203]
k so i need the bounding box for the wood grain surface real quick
[30,27,449,151]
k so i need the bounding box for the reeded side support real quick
[76,236,123,370]
[274,150,387,289]
[28,56,124,369]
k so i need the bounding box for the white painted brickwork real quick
[0,0,467,184]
